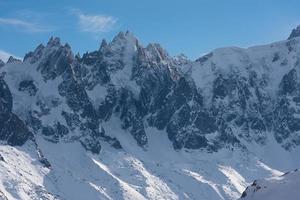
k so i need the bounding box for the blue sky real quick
[1,0,300,61]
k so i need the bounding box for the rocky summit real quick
[0,27,300,200]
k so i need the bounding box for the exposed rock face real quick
[1,27,300,153]
[0,78,32,145]
[18,37,121,153]
[0,60,4,68]
[2,26,300,200]
[240,169,300,200]
[6,56,21,64]
[288,25,300,39]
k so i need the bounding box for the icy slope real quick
[0,142,57,200]
[240,169,300,200]
[0,133,290,200]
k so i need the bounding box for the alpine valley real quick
[1,26,300,200]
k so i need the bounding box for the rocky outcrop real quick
[0,60,4,68]
[288,25,300,39]
[0,78,32,145]
[240,169,300,200]
[1,26,300,153]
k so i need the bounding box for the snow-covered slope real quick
[0,134,291,200]
[240,169,300,200]
[0,27,300,200]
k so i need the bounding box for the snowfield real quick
[0,127,299,200]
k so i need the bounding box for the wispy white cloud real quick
[0,17,53,33]
[0,50,22,62]
[71,9,117,34]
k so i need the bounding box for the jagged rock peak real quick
[34,44,46,53]
[145,43,169,62]
[99,39,108,50]
[0,59,4,68]
[111,31,139,47]
[174,53,189,61]
[47,36,61,47]
[288,25,300,39]
[23,44,45,62]
[146,43,164,51]
[75,52,81,59]
[114,30,137,39]
[173,53,190,65]
[45,37,74,58]
[125,30,136,38]
[64,42,71,49]
[6,56,21,64]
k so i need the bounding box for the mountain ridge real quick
[1,26,300,200]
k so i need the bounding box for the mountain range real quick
[1,26,300,200]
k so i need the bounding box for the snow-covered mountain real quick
[1,27,300,200]
[240,169,300,200]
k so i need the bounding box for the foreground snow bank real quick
[240,169,300,200]
[0,129,295,200]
